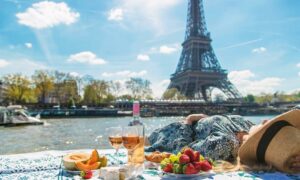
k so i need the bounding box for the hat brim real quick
[239,109,300,173]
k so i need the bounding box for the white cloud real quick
[68,51,107,65]
[159,44,180,54]
[0,59,10,68]
[252,47,267,54]
[228,70,255,83]
[151,79,170,98]
[116,0,181,34]
[228,70,283,95]
[147,43,180,55]
[108,8,123,21]
[137,54,150,61]
[16,1,79,29]
[25,43,32,48]
[69,72,81,77]
[102,70,147,78]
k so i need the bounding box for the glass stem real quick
[128,149,133,164]
[115,148,120,165]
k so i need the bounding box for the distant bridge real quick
[114,100,293,116]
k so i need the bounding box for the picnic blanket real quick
[0,149,299,180]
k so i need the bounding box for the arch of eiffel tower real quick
[168,0,242,102]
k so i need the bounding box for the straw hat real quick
[239,109,300,173]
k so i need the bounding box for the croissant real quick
[145,151,171,163]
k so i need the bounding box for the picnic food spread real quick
[160,147,213,175]
[145,151,171,163]
[63,152,90,170]
[63,149,107,171]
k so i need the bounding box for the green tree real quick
[83,80,112,104]
[244,94,255,103]
[255,93,273,104]
[32,70,54,103]
[3,74,32,103]
[162,88,186,100]
[64,75,81,103]
[119,94,133,101]
[125,78,152,99]
[83,84,97,104]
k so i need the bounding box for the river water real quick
[0,115,275,155]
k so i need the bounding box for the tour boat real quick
[0,105,43,127]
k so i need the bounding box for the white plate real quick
[162,171,214,179]
[63,168,99,175]
[144,161,160,169]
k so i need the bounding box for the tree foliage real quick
[2,70,300,106]
[125,78,152,99]
[244,94,255,103]
[32,70,54,103]
[162,88,186,100]
[2,74,33,103]
[83,80,113,104]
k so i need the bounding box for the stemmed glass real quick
[106,127,123,164]
[122,126,140,164]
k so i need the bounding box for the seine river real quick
[0,115,275,155]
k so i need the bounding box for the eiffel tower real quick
[168,0,242,101]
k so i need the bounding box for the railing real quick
[171,69,227,77]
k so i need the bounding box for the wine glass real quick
[122,126,140,164]
[106,127,123,164]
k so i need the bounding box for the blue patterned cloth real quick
[146,115,254,161]
[0,149,299,179]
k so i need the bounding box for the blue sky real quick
[0,0,300,97]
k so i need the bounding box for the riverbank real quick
[0,115,274,155]
[26,106,285,119]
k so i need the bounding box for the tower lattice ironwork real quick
[168,0,242,101]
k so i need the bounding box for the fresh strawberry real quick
[80,170,93,179]
[206,158,214,166]
[183,163,199,174]
[163,163,173,173]
[194,151,200,162]
[192,161,202,171]
[179,154,190,164]
[180,147,189,153]
[200,160,212,172]
[183,148,195,162]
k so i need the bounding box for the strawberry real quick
[183,148,195,162]
[194,151,200,162]
[80,170,93,179]
[206,158,214,166]
[200,160,212,172]
[180,147,189,153]
[192,161,202,171]
[179,154,190,164]
[163,163,173,173]
[183,163,199,174]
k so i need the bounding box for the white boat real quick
[0,105,43,127]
